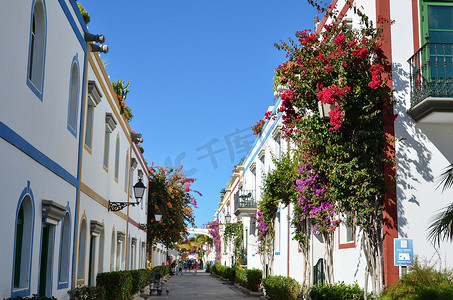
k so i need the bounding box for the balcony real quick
[408,42,453,123]
[234,189,257,218]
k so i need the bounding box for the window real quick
[77,219,87,281]
[114,135,120,181]
[103,127,110,170]
[421,2,453,78]
[98,229,104,273]
[67,61,80,136]
[58,213,70,287]
[27,0,46,98]
[104,113,117,170]
[84,102,94,149]
[338,213,355,249]
[12,192,34,296]
[110,231,115,271]
[275,136,281,159]
[85,81,102,151]
[346,214,354,242]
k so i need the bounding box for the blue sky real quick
[79,0,319,227]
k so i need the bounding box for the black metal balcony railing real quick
[409,42,453,107]
[235,189,256,209]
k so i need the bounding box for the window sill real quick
[84,144,92,154]
[339,242,356,249]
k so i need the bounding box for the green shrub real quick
[235,268,248,287]
[4,295,57,300]
[97,271,133,300]
[68,285,105,300]
[151,265,171,277]
[380,261,453,300]
[130,269,149,294]
[215,265,228,278]
[246,268,262,292]
[263,275,301,300]
[310,282,371,300]
[226,267,236,282]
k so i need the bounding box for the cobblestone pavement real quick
[143,271,251,299]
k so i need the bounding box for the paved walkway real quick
[144,271,251,299]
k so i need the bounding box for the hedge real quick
[235,268,247,287]
[310,282,372,300]
[246,268,262,292]
[4,296,56,300]
[263,275,301,300]
[97,271,133,300]
[151,265,171,277]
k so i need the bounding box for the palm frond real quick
[436,164,453,193]
[427,203,453,245]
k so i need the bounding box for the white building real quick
[0,0,87,298]
[216,0,453,291]
[75,50,149,286]
[0,1,150,298]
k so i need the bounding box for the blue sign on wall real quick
[394,238,414,266]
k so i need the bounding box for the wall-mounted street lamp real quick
[108,177,146,211]
[85,33,105,44]
[225,212,231,224]
[90,44,109,54]
[139,210,163,230]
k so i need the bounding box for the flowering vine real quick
[272,4,394,295]
[294,164,338,234]
[207,220,221,262]
[251,119,266,136]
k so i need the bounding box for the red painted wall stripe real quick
[376,0,399,288]
[412,0,420,52]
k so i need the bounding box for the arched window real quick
[67,60,80,136]
[114,136,120,181]
[77,219,87,281]
[58,213,70,287]
[110,230,115,271]
[27,0,46,98]
[124,152,129,191]
[12,192,34,296]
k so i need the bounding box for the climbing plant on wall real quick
[224,222,243,266]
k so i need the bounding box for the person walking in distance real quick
[193,261,198,275]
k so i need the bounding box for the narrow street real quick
[144,271,251,300]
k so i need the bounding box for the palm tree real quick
[428,164,453,244]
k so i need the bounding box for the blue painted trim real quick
[243,97,282,172]
[0,122,79,188]
[66,55,80,138]
[68,0,89,34]
[11,181,35,298]
[57,0,87,51]
[26,0,47,101]
[244,111,283,173]
[57,208,71,290]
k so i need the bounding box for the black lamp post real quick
[108,177,147,211]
